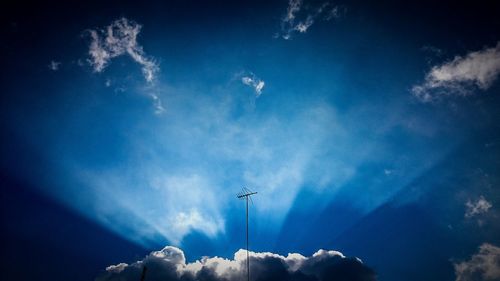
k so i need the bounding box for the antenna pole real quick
[237,189,257,281]
[246,196,249,281]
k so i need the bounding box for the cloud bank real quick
[454,243,500,281]
[412,42,500,102]
[278,0,343,40]
[97,246,376,281]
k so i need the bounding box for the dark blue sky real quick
[1,1,500,281]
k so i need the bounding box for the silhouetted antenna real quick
[237,187,257,281]
[139,266,147,281]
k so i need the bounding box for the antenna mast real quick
[237,188,257,281]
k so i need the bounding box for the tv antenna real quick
[237,187,257,281]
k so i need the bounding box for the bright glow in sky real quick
[9,13,465,250]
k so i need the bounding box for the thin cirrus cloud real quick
[86,17,164,114]
[412,42,500,102]
[96,245,375,281]
[454,243,500,281]
[241,73,265,97]
[277,0,343,40]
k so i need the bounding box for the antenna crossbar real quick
[237,191,258,198]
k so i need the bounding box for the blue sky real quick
[1,1,500,281]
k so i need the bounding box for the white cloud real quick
[86,18,164,114]
[87,17,158,83]
[465,196,493,218]
[149,92,165,114]
[294,16,314,33]
[413,42,500,102]
[48,60,61,71]
[278,0,343,40]
[106,263,128,273]
[455,243,500,281]
[96,245,374,281]
[241,73,265,97]
[285,0,302,23]
[169,209,223,244]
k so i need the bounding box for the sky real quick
[1,1,500,281]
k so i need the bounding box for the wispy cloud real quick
[454,243,500,281]
[465,195,492,218]
[149,92,165,115]
[87,18,158,82]
[277,0,343,40]
[86,18,164,114]
[241,73,265,97]
[412,42,500,102]
[384,169,394,176]
[48,60,61,71]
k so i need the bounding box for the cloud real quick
[412,42,500,102]
[465,196,493,218]
[87,17,158,83]
[277,0,343,40]
[285,0,302,23]
[384,169,393,176]
[241,73,265,97]
[170,209,223,244]
[148,91,165,115]
[86,18,164,114]
[454,243,500,281]
[96,246,376,281]
[48,60,61,71]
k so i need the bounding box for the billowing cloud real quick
[96,246,376,281]
[465,196,493,218]
[277,0,343,40]
[412,42,500,102]
[86,17,164,114]
[454,243,500,281]
[241,73,265,97]
[48,60,61,71]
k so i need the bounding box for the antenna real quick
[237,188,257,281]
